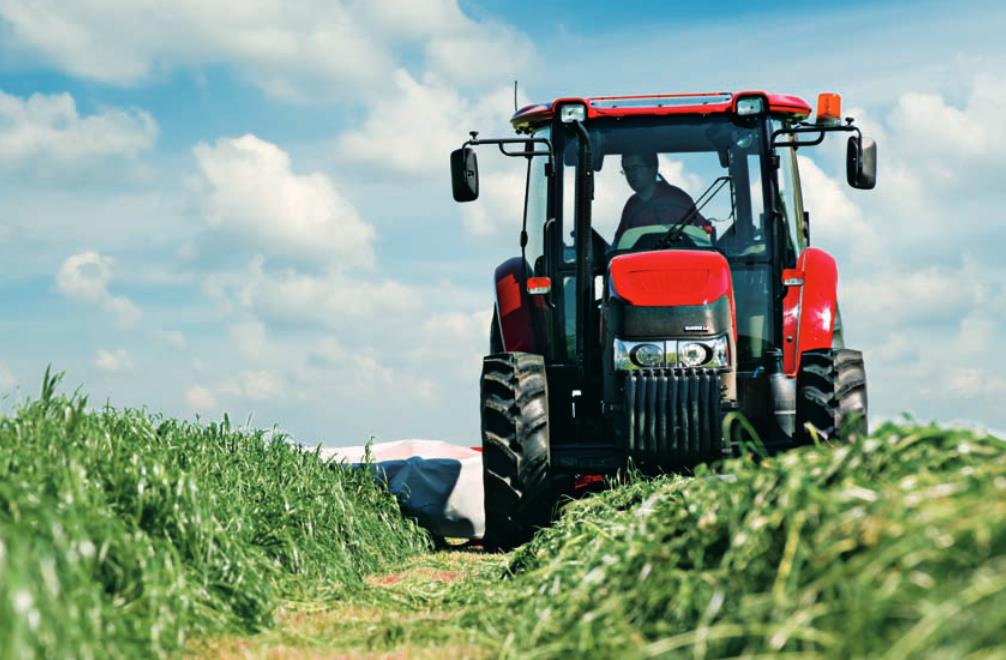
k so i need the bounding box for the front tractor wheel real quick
[795,348,868,444]
[480,352,554,550]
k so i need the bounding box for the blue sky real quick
[1,1,1004,445]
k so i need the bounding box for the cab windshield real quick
[554,115,778,366]
[559,115,769,262]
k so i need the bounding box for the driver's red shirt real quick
[614,180,709,245]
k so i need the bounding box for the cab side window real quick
[524,130,550,276]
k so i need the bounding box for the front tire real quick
[795,348,868,444]
[480,352,554,550]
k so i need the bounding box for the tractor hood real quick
[609,250,733,307]
[607,250,737,344]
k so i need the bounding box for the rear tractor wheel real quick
[480,352,555,550]
[795,348,868,444]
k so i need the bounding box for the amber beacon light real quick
[816,92,842,126]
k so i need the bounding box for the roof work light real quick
[735,96,765,116]
[559,103,587,123]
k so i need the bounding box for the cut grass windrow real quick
[0,370,430,658]
[191,421,1006,659]
[498,422,1006,657]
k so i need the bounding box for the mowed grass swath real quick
[0,370,430,658]
[494,422,1006,658]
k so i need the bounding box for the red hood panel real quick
[609,250,732,307]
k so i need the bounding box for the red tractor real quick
[450,91,876,549]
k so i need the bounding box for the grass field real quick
[3,373,1005,658]
[499,420,1006,657]
[0,371,430,658]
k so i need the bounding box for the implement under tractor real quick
[450,91,877,549]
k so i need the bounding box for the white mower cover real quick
[320,440,484,539]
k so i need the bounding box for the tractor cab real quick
[451,91,876,549]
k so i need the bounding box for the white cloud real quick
[193,134,374,268]
[956,314,997,355]
[412,309,492,380]
[0,361,15,392]
[231,319,268,359]
[797,155,879,262]
[307,336,346,368]
[0,2,393,96]
[0,89,156,169]
[888,74,1005,175]
[152,329,186,350]
[216,370,285,401]
[423,22,533,87]
[217,256,418,328]
[94,348,133,374]
[103,296,143,326]
[459,159,526,236]
[54,251,141,327]
[0,1,533,100]
[186,385,217,413]
[55,250,111,300]
[337,72,521,177]
[294,350,439,407]
[945,367,1006,399]
[843,260,991,330]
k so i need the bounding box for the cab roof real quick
[510,91,811,132]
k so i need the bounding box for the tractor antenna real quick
[514,80,518,112]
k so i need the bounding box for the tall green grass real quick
[0,371,429,658]
[499,423,1006,658]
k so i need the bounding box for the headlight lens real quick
[614,339,671,370]
[735,96,765,116]
[613,336,729,370]
[679,342,709,367]
[631,343,664,368]
[559,103,587,123]
[678,336,729,368]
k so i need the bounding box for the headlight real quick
[679,342,709,367]
[613,336,729,370]
[614,339,672,370]
[631,343,664,368]
[678,336,729,368]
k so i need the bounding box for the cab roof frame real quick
[510,91,812,133]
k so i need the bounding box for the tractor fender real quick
[494,257,537,353]
[783,247,838,375]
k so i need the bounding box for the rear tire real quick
[480,352,554,550]
[795,348,868,444]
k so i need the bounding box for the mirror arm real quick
[464,137,553,162]
[771,122,861,149]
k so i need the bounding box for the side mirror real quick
[847,135,877,190]
[450,147,479,202]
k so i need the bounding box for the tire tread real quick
[795,348,868,444]
[479,351,554,550]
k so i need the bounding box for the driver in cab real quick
[613,150,710,247]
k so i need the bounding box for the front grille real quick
[624,368,723,459]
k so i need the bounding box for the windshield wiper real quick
[656,175,732,248]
